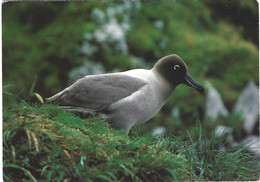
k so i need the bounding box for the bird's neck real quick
[151,69,176,101]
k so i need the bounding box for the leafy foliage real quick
[2,1,258,141]
[3,2,258,180]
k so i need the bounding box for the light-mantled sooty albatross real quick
[47,54,204,134]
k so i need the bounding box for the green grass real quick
[3,102,259,181]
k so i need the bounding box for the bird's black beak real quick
[184,72,204,94]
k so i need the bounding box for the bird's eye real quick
[174,65,180,70]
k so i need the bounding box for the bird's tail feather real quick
[45,90,66,103]
[46,93,110,119]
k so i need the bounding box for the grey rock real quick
[233,81,259,134]
[94,20,129,53]
[81,1,142,57]
[80,42,98,56]
[205,81,229,121]
[171,107,180,119]
[215,125,232,137]
[91,8,105,24]
[153,20,164,30]
[240,135,260,157]
[214,125,238,146]
[152,126,166,136]
[159,39,167,49]
[91,1,141,54]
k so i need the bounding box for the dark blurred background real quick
[2,0,259,138]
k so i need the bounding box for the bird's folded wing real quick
[47,73,147,111]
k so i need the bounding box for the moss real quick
[3,1,258,139]
[3,103,259,181]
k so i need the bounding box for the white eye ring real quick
[174,65,180,70]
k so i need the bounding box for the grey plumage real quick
[47,54,204,134]
[47,74,147,110]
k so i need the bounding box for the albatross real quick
[47,54,204,134]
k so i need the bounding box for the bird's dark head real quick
[153,54,204,94]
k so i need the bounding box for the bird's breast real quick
[109,69,175,126]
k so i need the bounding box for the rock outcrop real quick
[205,81,229,121]
[233,81,259,134]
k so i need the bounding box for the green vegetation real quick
[2,1,259,181]
[3,1,258,134]
[3,102,259,181]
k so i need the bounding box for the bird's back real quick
[47,72,147,112]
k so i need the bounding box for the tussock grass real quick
[3,103,259,181]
